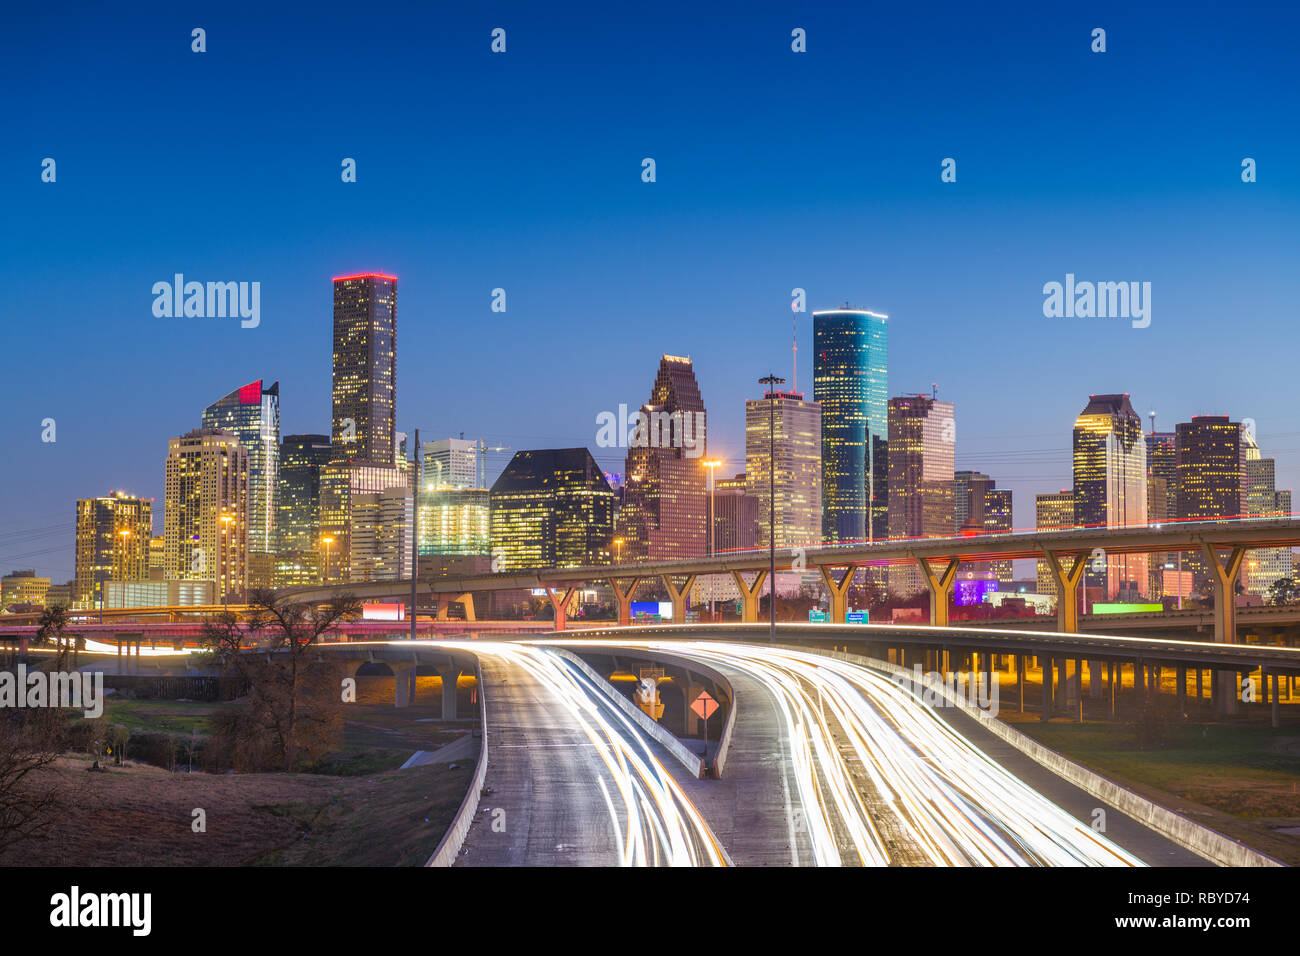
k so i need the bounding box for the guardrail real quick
[425,659,488,867]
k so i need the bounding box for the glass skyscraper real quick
[744,390,822,549]
[201,379,280,555]
[490,448,615,570]
[813,308,887,544]
[332,273,397,467]
[1073,394,1148,600]
[277,433,331,558]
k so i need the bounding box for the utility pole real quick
[759,373,785,642]
[410,427,420,641]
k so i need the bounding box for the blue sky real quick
[3,0,1299,581]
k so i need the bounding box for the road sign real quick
[691,691,719,720]
[809,609,827,623]
[846,611,866,623]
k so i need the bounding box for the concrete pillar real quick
[1202,542,1245,716]
[818,565,856,623]
[731,570,768,623]
[1074,659,1083,722]
[611,576,640,627]
[393,664,415,708]
[1176,663,1186,716]
[1040,655,1052,720]
[1043,550,1089,633]
[1090,659,1105,699]
[438,666,461,720]
[1109,661,1117,717]
[544,585,578,632]
[1196,667,1203,701]
[1016,654,1024,712]
[915,556,960,628]
[661,574,697,625]
[1271,672,1280,729]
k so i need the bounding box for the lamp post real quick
[321,535,334,585]
[613,537,624,565]
[219,513,234,606]
[759,373,785,642]
[702,458,722,620]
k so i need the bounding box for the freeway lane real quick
[453,643,725,867]
[576,640,1160,866]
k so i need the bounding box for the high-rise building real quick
[201,380,279,554]
[886,394,955,594]
[350,486,415,581]
[1,570,51,610]
[954,471,1013,584]
[75,491,153,609]
[616,355,709,561]
[714,473,760,553]
[1035,490,1075,598]
[1175,415,1245,589]
[1242,431,1293,595]
[278,434,332,554]
[1073,394,1148,600]
[423,438,478,490]
[331,273,397,467]
[1145,428,1178,598]
[491,448,615,570]
[418,487,490,556]
[148,535,165,580]
[745,390,821,549]
[813,308,888,544]
[319,461,407,583]
[163,429,249,603]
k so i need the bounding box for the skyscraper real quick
[1035,490,1075,597]
[201,379,280,554]
[954,471,1013,584]
[713,473,760,553]
[744,390,822,549]
[1242,430,1293,596]
[1175,415,1245,589]
[616,355,709,561]
[418,488,490,556]
[276,434,331,584]
[75,491,153,609]
[331,273,397,467]
[423,438,479,490]
[490,448,615,570]
[1073,394,1148,600]
[350,486,414,581]
[886,394,955,594]
[163,429,249,603]
[813,308,887,544]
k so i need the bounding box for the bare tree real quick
[203,588,361,771]
[0,711,65,861]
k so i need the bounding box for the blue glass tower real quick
[813,309,888,543]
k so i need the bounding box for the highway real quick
[453,642,727,866]
[573,640,1147,867]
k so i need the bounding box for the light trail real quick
[562,640,1144,867]
[453,641,727,867]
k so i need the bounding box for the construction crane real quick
[475,440,511,489]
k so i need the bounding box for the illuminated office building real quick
[1175,416,1245,588]
[1,570,50,610]
[1146,428,1178,596]
[745,390,821,549]
[714,474,760,553]
[954,471,1013,584]
[148,535,165,580]
[201,380,279,554]
[332,273,397,466]
[423,437,478,489]
[1073,394,1148,600]
[1243,432,1293,595]
[491,448,615,570]
[278,434,331,551]
[163,429,249,603]
[319,461,406,583]
[350,486,414,581]
[886,394,955,594]
[418,487,490,555]
[616,355,708,561]
[1035,491,1075,598]
[813,308,887,544]
[75,491,153,609]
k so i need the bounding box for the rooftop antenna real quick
[931,382,938,399]
[791,307,797,393]
[1148,410,1156,435]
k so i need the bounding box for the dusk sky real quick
[4,0,1299,582]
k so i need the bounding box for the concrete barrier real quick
[786,644,1284,868]
[550,648,704,779]
[425,659,488,867]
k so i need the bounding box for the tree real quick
[0,710,65,861]
[35,604,71,670]
[203,588,361,771]
[1267,578,1297,607]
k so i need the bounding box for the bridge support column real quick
[915,556,959,628]
[730,570,768,623]
[1074,659,1084,722]
[610,576,640,627]
[661,575,697,625]
[1202,542,1246,716]
[818,564,856,623]
[1044,550,1089,633]
[1090,659,1105,698]
[1108,662,1117,717]
[438,666,461,720]
[1177,664,1186,716]
[1016,655,1024,712]
[1271,672,1280,728]
[544,586,578,632]
[393,664,415,708]
[1040,655,1052,720]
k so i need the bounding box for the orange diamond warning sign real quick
[691,690,719,720]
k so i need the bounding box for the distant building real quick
[332,273,398,468]
[616,355,709,561]
[954,471,1013,584]
[423,438,478,490]
[1074,394,1147,600]
[1175,415,1245,588]
[1,570,50,610]
[46,582,74,608]
[491,448,615,570]
[350,486,414,581]
[886,394,955,594]
[148,535,165,580]
[814,308,888,544]
[201,380,279,554]
[1243,430,1293,595]
[1035,490,1075,598]
[745,390,822,549]
[319,461,407,583]
[278,434,331,553]
[163,429,249,603]
[106,579,214,609]
[714,473,760,553]
[418,487,490,556]
[76,491,153,610]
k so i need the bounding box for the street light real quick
[613,537,624,565]
[219,513,234,606]
[104,528,131,623]
[702,458,723,621]
[321,535,334,585]
[759,373,785,642]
